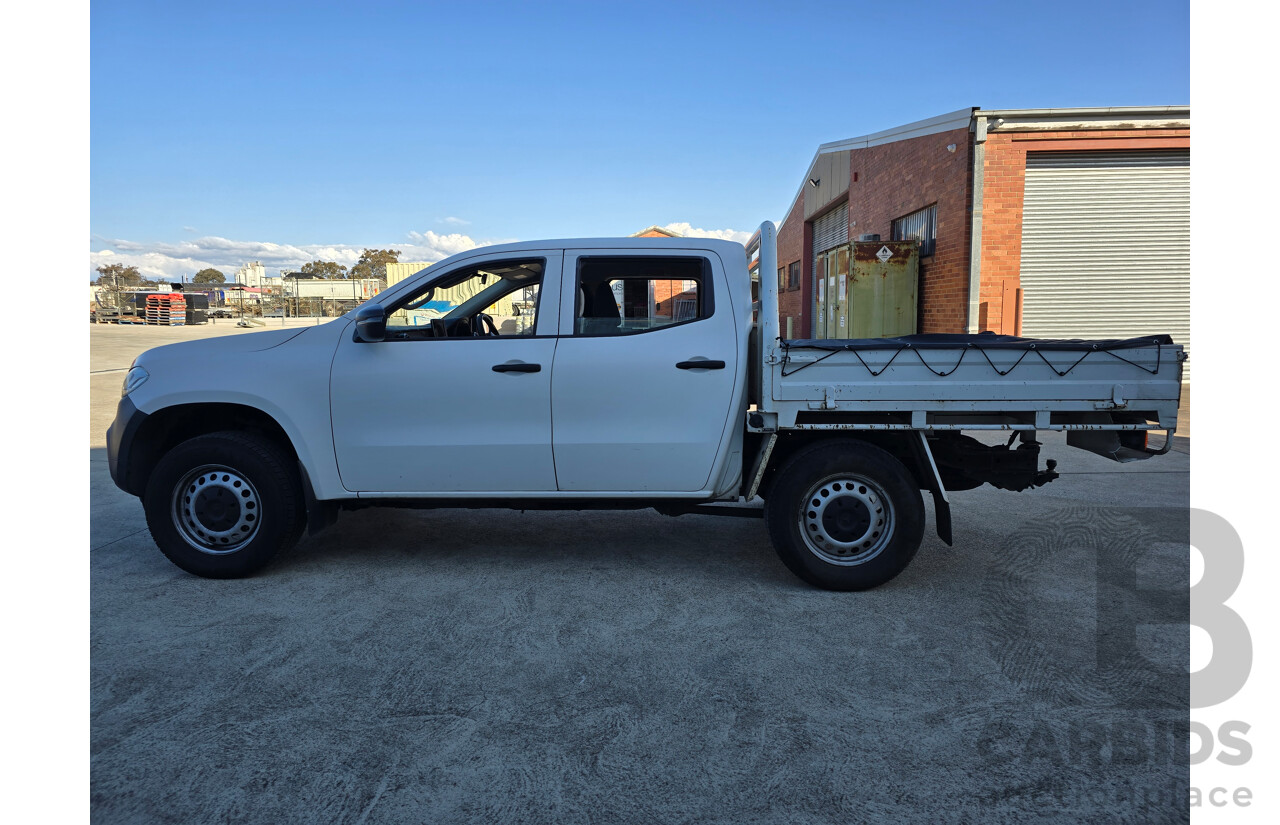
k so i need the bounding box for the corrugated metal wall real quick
[1019,150,1190,377]
[385,262,432,287]
[813,203,849,253]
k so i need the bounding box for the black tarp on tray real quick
[782,332,1174,352]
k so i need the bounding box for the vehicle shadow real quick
[90,446,802,588]
[282,504,795,587]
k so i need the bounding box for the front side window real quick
[892,204,938,257]
[574,256,710,336]
[385,258,543,339]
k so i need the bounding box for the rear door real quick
[550,250,739,492]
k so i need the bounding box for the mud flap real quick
[298,462,338,535]
[909,432,952,546]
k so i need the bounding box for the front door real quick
[550,250,739,493]
[329,252,562,493]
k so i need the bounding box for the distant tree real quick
[349,249,400,283]
[299,260,348,279]
[192,267,226,284]
[95,263,144,288]
[95,263,154,305]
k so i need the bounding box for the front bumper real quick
[106,395,148,496]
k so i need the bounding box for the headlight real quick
[122,365,150,397]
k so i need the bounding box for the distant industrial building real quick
[282,277,381,301]
[234,261,279,289]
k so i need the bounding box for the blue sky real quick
[91,0,1190,279]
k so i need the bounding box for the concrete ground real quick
[91,322,1191,824]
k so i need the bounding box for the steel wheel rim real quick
[170,464,262,555]
[797,474,895,565]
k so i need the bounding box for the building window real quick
[778,266,786,291]
[892,204,937,257]
[788,261,800,290]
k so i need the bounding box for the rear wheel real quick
[143,431,303,578]
[765,440,924,590]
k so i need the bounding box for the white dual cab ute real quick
[107,222,1186,590]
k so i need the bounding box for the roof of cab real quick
[437,235,748,261]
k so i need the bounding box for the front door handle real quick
[492,362,541,373]
[676,359,726,370]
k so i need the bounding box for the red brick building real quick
[631,225,683,239]
[629,225,694,312]
[775,106,1190,367]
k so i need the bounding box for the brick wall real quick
[776,192,807,337]
[653,281,696,318]
[776,127,973,337]
[978,132,1023,332]
[847,126,973,334]
[978,128,1191,333]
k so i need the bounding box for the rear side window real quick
[573,256,712,336]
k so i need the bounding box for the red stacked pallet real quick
[145,293,187,326]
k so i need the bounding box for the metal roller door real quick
[811,202,848,338]
[1020,150,1190,378]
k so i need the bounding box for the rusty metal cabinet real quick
[815,241,918,339]
[849,240,918,338]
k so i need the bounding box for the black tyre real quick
[143,431,304,578]
[764,439,924,591]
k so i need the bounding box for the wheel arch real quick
[757,431,932,500]
[122,402,302,498]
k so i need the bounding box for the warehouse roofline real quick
[777,105,1191,234]
[976,105,1190,134]
[974,105,1190,118]
[778,107,975,233]
[816,107,976,154]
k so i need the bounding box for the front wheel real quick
[764,440,924,591]
[143,431,304,578]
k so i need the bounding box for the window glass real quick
[574,256,708,336]
[385,258,543,339]
[892,205,938,257]
[788,261,800,290]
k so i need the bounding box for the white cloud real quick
[661,222,752,244]
[87,223,748,283]
[87,229,504,281]
[438,216,470,226]
[404,230,483,260]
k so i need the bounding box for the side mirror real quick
[353,304,387,343]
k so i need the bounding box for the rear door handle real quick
[676,359,726,370]
[492,362,541,373]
